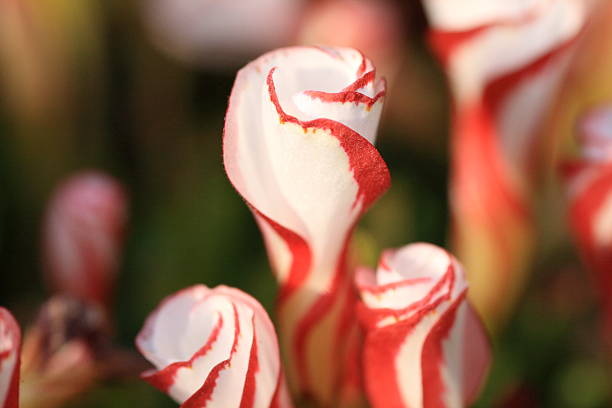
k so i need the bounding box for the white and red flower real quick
[0,307,21,408]
[136,285,292,408]
[564,105,612,339]
[43,172,127,307]
[223,46,390,404]
[422,0,594,326]
[356,243,491,408]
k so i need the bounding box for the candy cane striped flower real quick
[356,243,491,408]
[0,307,21,408]
[43,172,127,307]
[422,0,594,327]
[564,105,612,340]
[223,46,390,404]
[136,285,292,408]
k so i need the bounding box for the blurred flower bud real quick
[20,297,105,407]
[297,0,405,83]
[136,285,293,408]
[422,0,595,329]
[564,105,612,342]
[223,46,390,405]
[0,308,21,408]
[43,172,127,308]
[19,296,112,408]
[356,243,491,408]
[141,0,306,68]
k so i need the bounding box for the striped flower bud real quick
[422,0,594,327]
[0,307,21,408]
[357,243,491,408]
[223,46,390,404]
[565,105,612,340]
[136,285,292,408]
[43,172,127,307]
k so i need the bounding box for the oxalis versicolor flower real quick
[564,105,612,340]
[136,285,292,408]
[422,0,594,327]
[223,46,390,404]
[356,243,491,408]
[0,307,20,408]
[43,172,127,308]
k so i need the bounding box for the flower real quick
[422,0,594,327]
[356,243,491,408]
[0,308,21,408]
[141,0,305,67]
[43,172,127,308]
[223,46,390,404]
[564,105,612,340]
[136,285,292,408]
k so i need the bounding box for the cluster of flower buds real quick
[0,172,129,408]
[564,105,612,341]
[422,0,595,327]
[134,45,492,408]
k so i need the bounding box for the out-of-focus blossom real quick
[422,0,595,328]
[142,0,305,67]
[223,46,390,405]
[19,297,110,408]
[0,308,21,408]
[297,0,404,83]
[564,105,612,340]
[356,243,491,408]
[43,172,127,308]
[136,285,292,408]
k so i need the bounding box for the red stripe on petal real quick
[267,68,391,210]
[239,317,259,408]
[252,209,312,308]
[181,304,242,408]
[421,292,467,408]
[142,311,225,392]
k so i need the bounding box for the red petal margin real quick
[181,304,242,408]
[0,308,21,408]
[421,294,491,408]
[266,67,390,211]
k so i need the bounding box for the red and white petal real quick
[223,46,389,403]
[424,0,544,31]
[358,244,491,408]
[424,0,594,326]
[0,308,21,408]
[136,285,291,408]
[43,172,127,306]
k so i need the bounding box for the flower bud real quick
[423,0,594,328]
[357,243,491,408]
[564,106,612,341]
[43,172,127,307]
[136,285,292,408]
[223,46,390,404]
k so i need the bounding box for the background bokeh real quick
[0,1,609,407]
